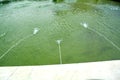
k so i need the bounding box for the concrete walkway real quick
[0,60,120,80]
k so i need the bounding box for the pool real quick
[0,0,120,66]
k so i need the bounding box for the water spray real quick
[80,22,120,51]
[0,28,39,60]
[0,33,6,38]
[80,22,88,28]
[33,28,39,35]
[56,39,62,64]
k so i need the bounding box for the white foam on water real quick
[0,33,6,38]
[109,5,120,11]
[33,28,39,35]
[110,7,119,10]
[56,40,62,44]
[56,39,62,64]
[80,22,88,28]
[81,22,120,51]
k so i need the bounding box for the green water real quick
[0,0,120,66]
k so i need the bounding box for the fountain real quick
[56,39,63,64]
[0,28,39,60]
[33,28,39,35]
[80,22,120,51]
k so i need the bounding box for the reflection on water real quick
[0,0,120,66]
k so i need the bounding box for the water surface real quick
[0,0,120,66]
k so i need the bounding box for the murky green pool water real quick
[0,0,120,66]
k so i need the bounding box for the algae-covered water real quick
[0,0,120,66]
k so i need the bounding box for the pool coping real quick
[0,60,120,80]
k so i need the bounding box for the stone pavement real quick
[0,60,120,80]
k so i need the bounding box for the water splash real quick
[0,33,6,38]
[0,28,39,60]
[56,39,62,44]
[80,22,88,28]
[110,7,119,10]
[56,39,62,64]
[33,28,39,35]
[80,22,120,51]
[109,5,120,11]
